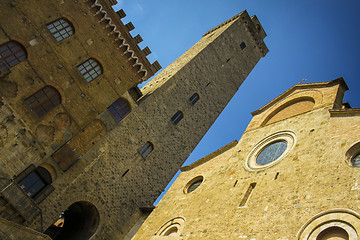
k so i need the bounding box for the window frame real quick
[171,111,183,125]
[46,18,75,42]
[77,58,103,83]
[107,97,131,122]
[25,86,61,118]
[139,141,154,159]
[17,165,53,199]
[189,93,200,105]
[0,41,27,73]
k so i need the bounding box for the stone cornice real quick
[329,108,360,117]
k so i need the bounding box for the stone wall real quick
[133,79,360,239]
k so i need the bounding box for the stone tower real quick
[0,0,267,239]
[133,78,360,240]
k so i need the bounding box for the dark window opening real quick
[25,86,61,118]
[233,180,238,187]
[107,98,131,122]
[18,166,52,199]
[47,18,74,42]
[189,93,199,105]
[128,86,143,102]
[239,182,256,207]
[316,226,349,240]
[77,58,102,83]
[171,111,183,125]
[240,42,246,50]
[0,41,27,73]
[139,141,153,159]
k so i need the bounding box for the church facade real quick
[0,0,267,239]
[133,78,360,239]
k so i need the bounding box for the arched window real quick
[139,142,154,159]
[18,166,53,198]
[0,41,27,73]
[77,58,102,82]
[107,98,131,122]
[156,217,185,237]
[189,93,199,105]
[171,111,183,125]
[25,86,61,118]
[46,18,74,42]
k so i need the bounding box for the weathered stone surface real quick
[0,2,267,239]
[133,79,360,240]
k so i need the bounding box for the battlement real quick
[84,0,161,82]
[141,10,268,97]
[203,10,268,57]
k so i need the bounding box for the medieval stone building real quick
[0,0,267,239]
[133,78,360,239]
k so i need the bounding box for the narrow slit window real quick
[189,93,199,105]
[77,58,102,82]
[171,111,183,125]
[107,98,131,122]
[240,42,246,50]
[25,86,61,118]
[46,18,74,42]
[139,141,154,159]
[239,182,256,207]
[0,41,27,73]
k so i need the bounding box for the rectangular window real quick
[171,111,183,125]
[139,142,153,159]
[189,93,199,105]
[239,182,256,207]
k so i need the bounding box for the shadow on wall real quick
[44,201,99,240]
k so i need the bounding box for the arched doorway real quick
[44,201,100,240]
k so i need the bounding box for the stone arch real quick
[44,201,100,240]
[262,97,315,126]
[297,209,360,240]
[155,217,185,237]
[39,162,57,182]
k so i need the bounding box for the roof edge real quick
[180,140,238,172]
[251,77,349,116]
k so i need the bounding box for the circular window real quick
[351,153,360,167]
[316,226,349,240]
[245,131,296,171]
[184,176,203,194]
[155,217,185,237]
[256,141,287,165]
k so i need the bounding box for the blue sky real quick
[113,0,360,204]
